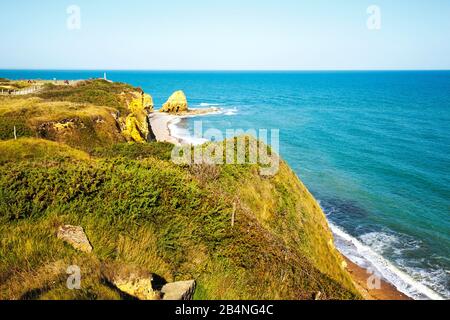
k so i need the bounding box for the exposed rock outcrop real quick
[104,266,195,301]
[112,275,161,300]
[161,280,196,300]
[57,225,92,253]
[122,93,155,142]
[160,90,188,113]
[129,93,154,114]
[38,118,86,136]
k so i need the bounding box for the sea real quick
[1,70,449,300]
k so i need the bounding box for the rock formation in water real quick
[160,90,188,113]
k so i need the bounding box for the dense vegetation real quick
[38,80,138,115]
[0,80,360,300]
[0,78,32,91]
[0,80,152,150]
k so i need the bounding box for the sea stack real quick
[160,90,188,113]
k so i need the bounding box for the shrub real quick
[91,142,174,161]
[38,80,136,114]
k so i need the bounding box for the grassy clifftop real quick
[0,79,154,149]
[0,80,360,300]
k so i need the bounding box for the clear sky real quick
[1,0,449,70]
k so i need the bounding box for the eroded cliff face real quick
[160,90,188,113]
[121,93,155,143]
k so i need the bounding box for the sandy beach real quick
[343,257,411,300]
[148,108,220,145]
[148,112,182,145]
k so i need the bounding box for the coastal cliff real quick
[0,79,155,150]
[0,79,360,300]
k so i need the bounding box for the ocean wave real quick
[328,222,445,300]
[198,102,222,107]
[359,231,422,256]
[168,117,209,146]
[195,102,238,116]
[220,107,238,116]
[188,107,238,117]
[165,105,238,145]
[399,261,450,300]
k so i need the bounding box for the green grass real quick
[0,138,360,300]
[37,80,137,115]
[91,142,174,161]
[0,96,126,151]
[0,80,32,90]
[0,80,153,151]
[0,79,359,300]
[0,138,90,165]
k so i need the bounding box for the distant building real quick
[102,72,112,83]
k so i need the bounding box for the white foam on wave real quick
[186,108,222,116]
[167,117,209,146]
[190,107,238,117]
[194,102,238,116]
[165,106,238,145]
[359,231,405,255]
[221,107,238,116]
[199,102,221,107]
[329,222,445,300]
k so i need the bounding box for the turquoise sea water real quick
[1,70,449,299]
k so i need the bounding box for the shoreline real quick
[329,222,444,300]
[148,108,220,146]
[343,257,411,300]
[148,109,414,300]
[148,112,182,145]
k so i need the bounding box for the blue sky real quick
[1,0,449,70]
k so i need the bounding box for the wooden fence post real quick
[14,126,17,140]
[231,202,236,227]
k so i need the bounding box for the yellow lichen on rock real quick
[53,121,76,131]
[160,90,188,113]
[143,94,154,112]
[122,93,154,143]
[113,277,161,300]
[129,94,154,114]
[123,115,146,143]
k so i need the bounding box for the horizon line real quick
[1,68,450,72]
